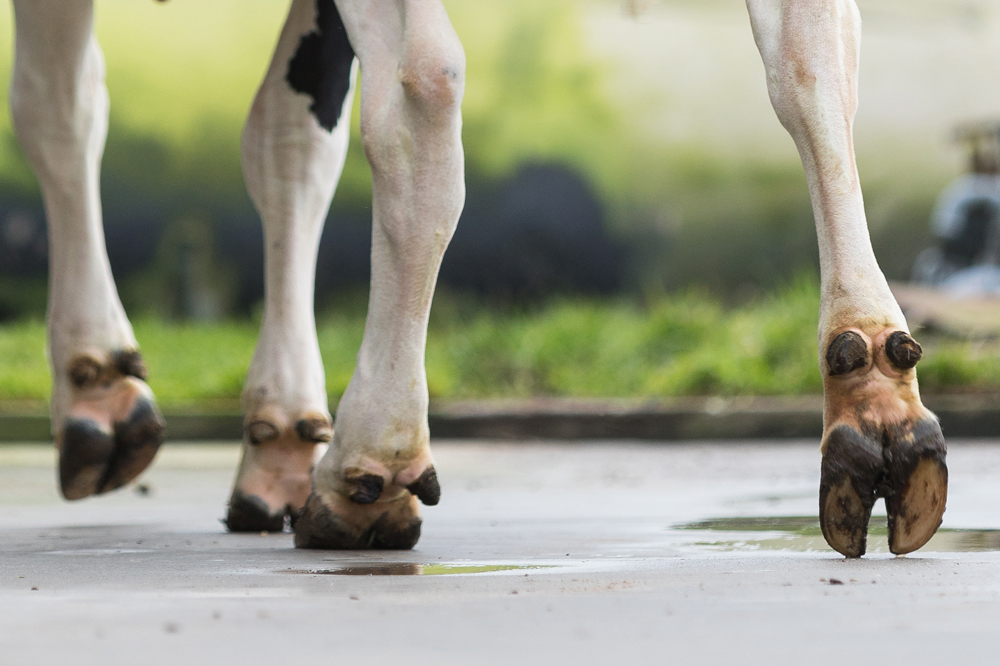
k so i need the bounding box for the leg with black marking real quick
[227,0,356,531]
[747,0,946,556]
[10,0,164,500]
[293,0,464,550]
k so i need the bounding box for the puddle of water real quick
[283,563,554,576]
[43,548,152,555]
[676,517,1000,554]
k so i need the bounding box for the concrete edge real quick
[1,395,998,442]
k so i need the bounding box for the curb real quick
[1,395,998,442]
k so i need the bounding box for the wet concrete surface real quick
[2,440,1000,665]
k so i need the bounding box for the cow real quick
[7,0,946,557]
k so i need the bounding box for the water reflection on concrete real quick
[677,516,1000,554]
[283,563,556,576]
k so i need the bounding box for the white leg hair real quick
[11,0,131,429]
[227,0,358,531]
[11,0,163,500]
[294,0,465,549]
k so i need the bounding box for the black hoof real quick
[294,492,422,550]
[819,425,883,557]
[59,397,165,500]
[820,418,948,557]
[225,489,287,532]
[884,418,947,554]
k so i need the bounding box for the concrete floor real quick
[2,440,1000,665]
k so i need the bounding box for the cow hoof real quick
[59,351,165,500]
[820,327,947,557]
[884,420,948,555]
[224,410,330,532]
[294,490,422,550]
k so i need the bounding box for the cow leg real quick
[10,0,164,500]
[226,0,358,531]
[747,0,946,557]
[293,0,465,549]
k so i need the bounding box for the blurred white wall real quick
[587,0,1000,179]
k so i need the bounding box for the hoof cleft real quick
[820,418,948,557]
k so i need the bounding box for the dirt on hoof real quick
[884,418,948,554]
[294,491,422,550]
[819,417,948,557]
[819,425,884,557]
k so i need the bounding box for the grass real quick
[2,280,1000,407]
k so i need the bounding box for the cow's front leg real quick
[10,0,164,500]
[226,0,357,531]
[293,0,465,549]
[747,0,946,557]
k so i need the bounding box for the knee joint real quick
[399,44,465,113]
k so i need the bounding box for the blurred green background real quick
[0,0,998,405]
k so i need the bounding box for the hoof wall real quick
[225,490,288,532]
[820,418,947,557]
[294,492,421,550]
[59,397,165,500]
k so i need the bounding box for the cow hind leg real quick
[747,0,946,557]
[293,0,465,549]
[226,0,357,531]
[10,0,164,500]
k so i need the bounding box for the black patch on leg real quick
[286,0,355,132]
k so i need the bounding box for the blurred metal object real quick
[912,120,1000,297]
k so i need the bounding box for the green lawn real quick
[2,281,999,407]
